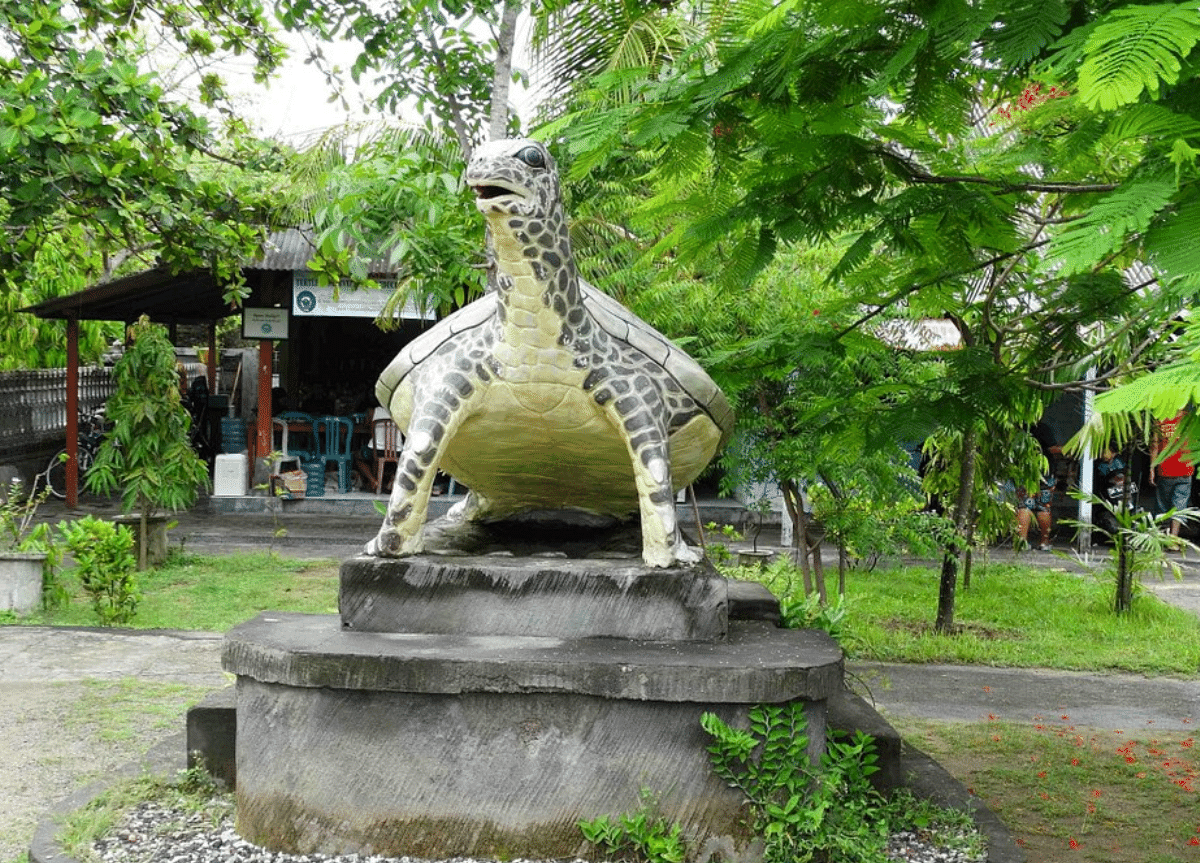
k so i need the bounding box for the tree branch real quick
[838,239,1051,339]
[876,146,1119,194]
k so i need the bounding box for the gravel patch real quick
[89,801,984,863]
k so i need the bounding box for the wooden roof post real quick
[255,338,272,487]
[66,318,79,509]
[207,323,217,392]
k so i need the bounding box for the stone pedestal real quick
[340,554,729,640]
[222,540,844,860]
[0,552,45,614]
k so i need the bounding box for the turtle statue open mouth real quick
[365,137,734,568]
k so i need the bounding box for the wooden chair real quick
[364,418,400,494]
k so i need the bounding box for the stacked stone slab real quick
[223,546,843,860]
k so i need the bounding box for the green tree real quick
[0,0,288,311]
[551,0,1200,631]
[85,317,210,570]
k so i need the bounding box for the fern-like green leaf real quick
[1050,175,1176,275]
[988,0,1070,66]
[1095,364,1200,419]
[1106,103,1200,141]
[1145,193,1200,284]
[1078,3,1200,111]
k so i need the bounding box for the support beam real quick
[66,318,79,509]
[207,323,218,391]
[255,339,273,486]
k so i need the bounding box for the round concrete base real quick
[223,613,842,859]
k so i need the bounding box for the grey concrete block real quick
[339,554,729,640]
[186,686,237,789]
[726,580,781,625]
[232,678,825,859]
[224,613,842,859]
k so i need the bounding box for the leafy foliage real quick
[1074,3,1200,111]
[577,790,686,863]
[275,128,486,319]
[0,0,285,309]
[59,515,138,626]
[540,0,1200,630]
[702,703,890,863]
[85,317,209,569]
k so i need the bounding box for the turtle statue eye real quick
[515,146,546,169]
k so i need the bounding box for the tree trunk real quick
[782,479,812,595]
[488,0,522,141]
[935,425,978,633]
[138,505,149,572]
[1115,531,1133,613]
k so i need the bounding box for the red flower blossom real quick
[1069,837,1080,849]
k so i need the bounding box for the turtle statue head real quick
[465,138,561,223]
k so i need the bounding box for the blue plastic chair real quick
[314,415,356,493]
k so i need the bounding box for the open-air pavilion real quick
[22,228,433,507]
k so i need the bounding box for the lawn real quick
[15,550,340,631]
[896,717,1200,863]
[743,558,1200,676]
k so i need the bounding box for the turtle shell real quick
[375,279,734,511]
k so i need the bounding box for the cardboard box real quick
[271,469,307,499]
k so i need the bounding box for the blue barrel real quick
[220,417,247,453]
[304,461,326,497]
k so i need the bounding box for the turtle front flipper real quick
[605,389,700,568]
[366,381,477,558]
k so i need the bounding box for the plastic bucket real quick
[220,417,247,454]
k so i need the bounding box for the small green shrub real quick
[59,515,139,626]
[579,789,686,863]
[702,703,888,863]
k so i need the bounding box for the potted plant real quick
[0,478,63,613]
[737,499,774,569]
[85,315,210,569]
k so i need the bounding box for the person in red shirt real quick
[1150,412,1195,538]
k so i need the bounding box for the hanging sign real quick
[242,307,290,340]
[292,275,434,320]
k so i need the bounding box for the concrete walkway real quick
[5,497,1200,862]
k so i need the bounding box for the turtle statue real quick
[365,138,734,567]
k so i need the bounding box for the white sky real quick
[213,17,535,146]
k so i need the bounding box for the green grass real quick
[19,550,340,631]
[67,679,217,743]
[741,559,1200,676]
[896,717,1200,863]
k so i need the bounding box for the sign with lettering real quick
[292,275,434,320]
[242,307,290,340]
